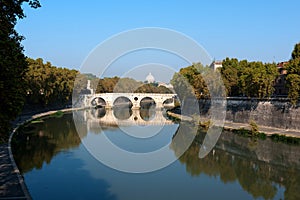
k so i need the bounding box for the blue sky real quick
[16,0,300,79]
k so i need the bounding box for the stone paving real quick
[0,143,30,200]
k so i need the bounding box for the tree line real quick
[96,76,173,94]
[171,59,278,100]
[286,43,300,104]
[24,58,78,107]
[171,43,300,105]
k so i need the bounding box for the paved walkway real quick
[0,114,33,200]
[0,143,30,200]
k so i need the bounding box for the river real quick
[12,108,300,200]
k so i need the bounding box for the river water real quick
[12,108,300,200]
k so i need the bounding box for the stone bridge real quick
[81,93,177,109]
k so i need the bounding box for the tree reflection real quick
[171,124,300,200]
[12,114,81,173]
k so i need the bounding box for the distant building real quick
[210,61,222,71]
[146,72,155,83]
[274,61,289,96]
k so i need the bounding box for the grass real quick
[231,128,300,145]
[51,110,64,118]
[270,134,300,145]
[199,120,211,129]
[232,128,267,140]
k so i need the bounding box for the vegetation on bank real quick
[170,43,300,105]
[231,128,300,145]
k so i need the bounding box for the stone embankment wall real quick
[195,98,300,130]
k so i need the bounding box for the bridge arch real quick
[140,97,156,109]
[162,98,174,107]
[91,97,106,108]
[113,96,133,108]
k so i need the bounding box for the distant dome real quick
[146,72,155,83]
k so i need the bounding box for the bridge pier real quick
[156,102,163,109]
[132,101,140,109]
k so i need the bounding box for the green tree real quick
[174,60,277,99]
[96,76,120,93]
[25,58,78,106]
[240,62,278,98]
[96,76,173,94]
[171,63,209,100]
[114,77,143,93]
[135,83,173,93]
[286,74,300,105]
[286,42,300,105]
[292,43,300,60]
[221,58,241,96]
[0,0,40,141]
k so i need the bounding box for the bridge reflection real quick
[82,107,175,128]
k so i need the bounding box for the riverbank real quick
[0,107,79,199]
[166,111,300,139]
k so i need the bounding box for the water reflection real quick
[92,107,106,118]
[12,114,81,173]
[140,108,156,121]
[78,107,174,128]
[90,107,157,121]
[113,108,132,120]
[12,112,300,199]
[171,123,300,200]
